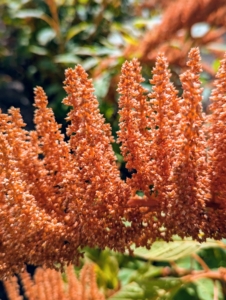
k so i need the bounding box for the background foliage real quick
[1,0,226,299]
[85,237,226,299]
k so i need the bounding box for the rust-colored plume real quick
[0,48,226,279]
[4,263,105,300]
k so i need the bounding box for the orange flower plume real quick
[0,48,226,278]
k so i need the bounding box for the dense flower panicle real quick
[33,87,72,216]
[0,48,226,279]
[148,55,179,193]
[163,48,209,240]
[117,59,159,208]
[0,106,81,278]
[208,54,226,207]
[117,58,169,246]
[205,53,226,238]
[33,87,84,265]
[146,54,184,241]
[62,65,144,251]
[117,59,151,169]
[4,276,22,300]
[0,110,47,276]
[4,264,105,300]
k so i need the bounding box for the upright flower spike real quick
[0,109,67,278]
[34,86,73,218]
[5,264,105,300]
[146,53,184,241]
[33,87,85,261]
[0,107,83,278]
[0,110,39,277]
[148,55,181,196]
[167,48,209,240]
[117,59,159,209]
[63,65,142,252]
[205,54,226,239]
[117,58,168,245]
[117,59,151,169]
[208,54,226,208]
[117,57,182,244]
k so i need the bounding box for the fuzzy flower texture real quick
[0,48,226,278]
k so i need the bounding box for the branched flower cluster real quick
[4,263,104,300]
[0,48,226,278]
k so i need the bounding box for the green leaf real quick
[111,23,138,46]
[95,255,118,289]
[85,249,119,289]
[108,282,144,300]
[82,57,99,70]
[133,18,150,29]
[212,59,220,73]
[194,279,223,300]
[198,247,226,269]
[15,9,44,19]
[14,9,55,30]
[118,268,136,286]
[29,45,48,55]
[115,153,123,163]
[93,73,111,99]
[174,283,200,300]
[72,45,121,56]
[141,278,183,299]
[1,0,29,11]
[37,28,56,46]
[132,237,222,261]
[66,22,90,41]
[175,256,196,270]
[121,33,138,46]
[54,53,80,64]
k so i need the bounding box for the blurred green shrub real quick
[0,0,144,129]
